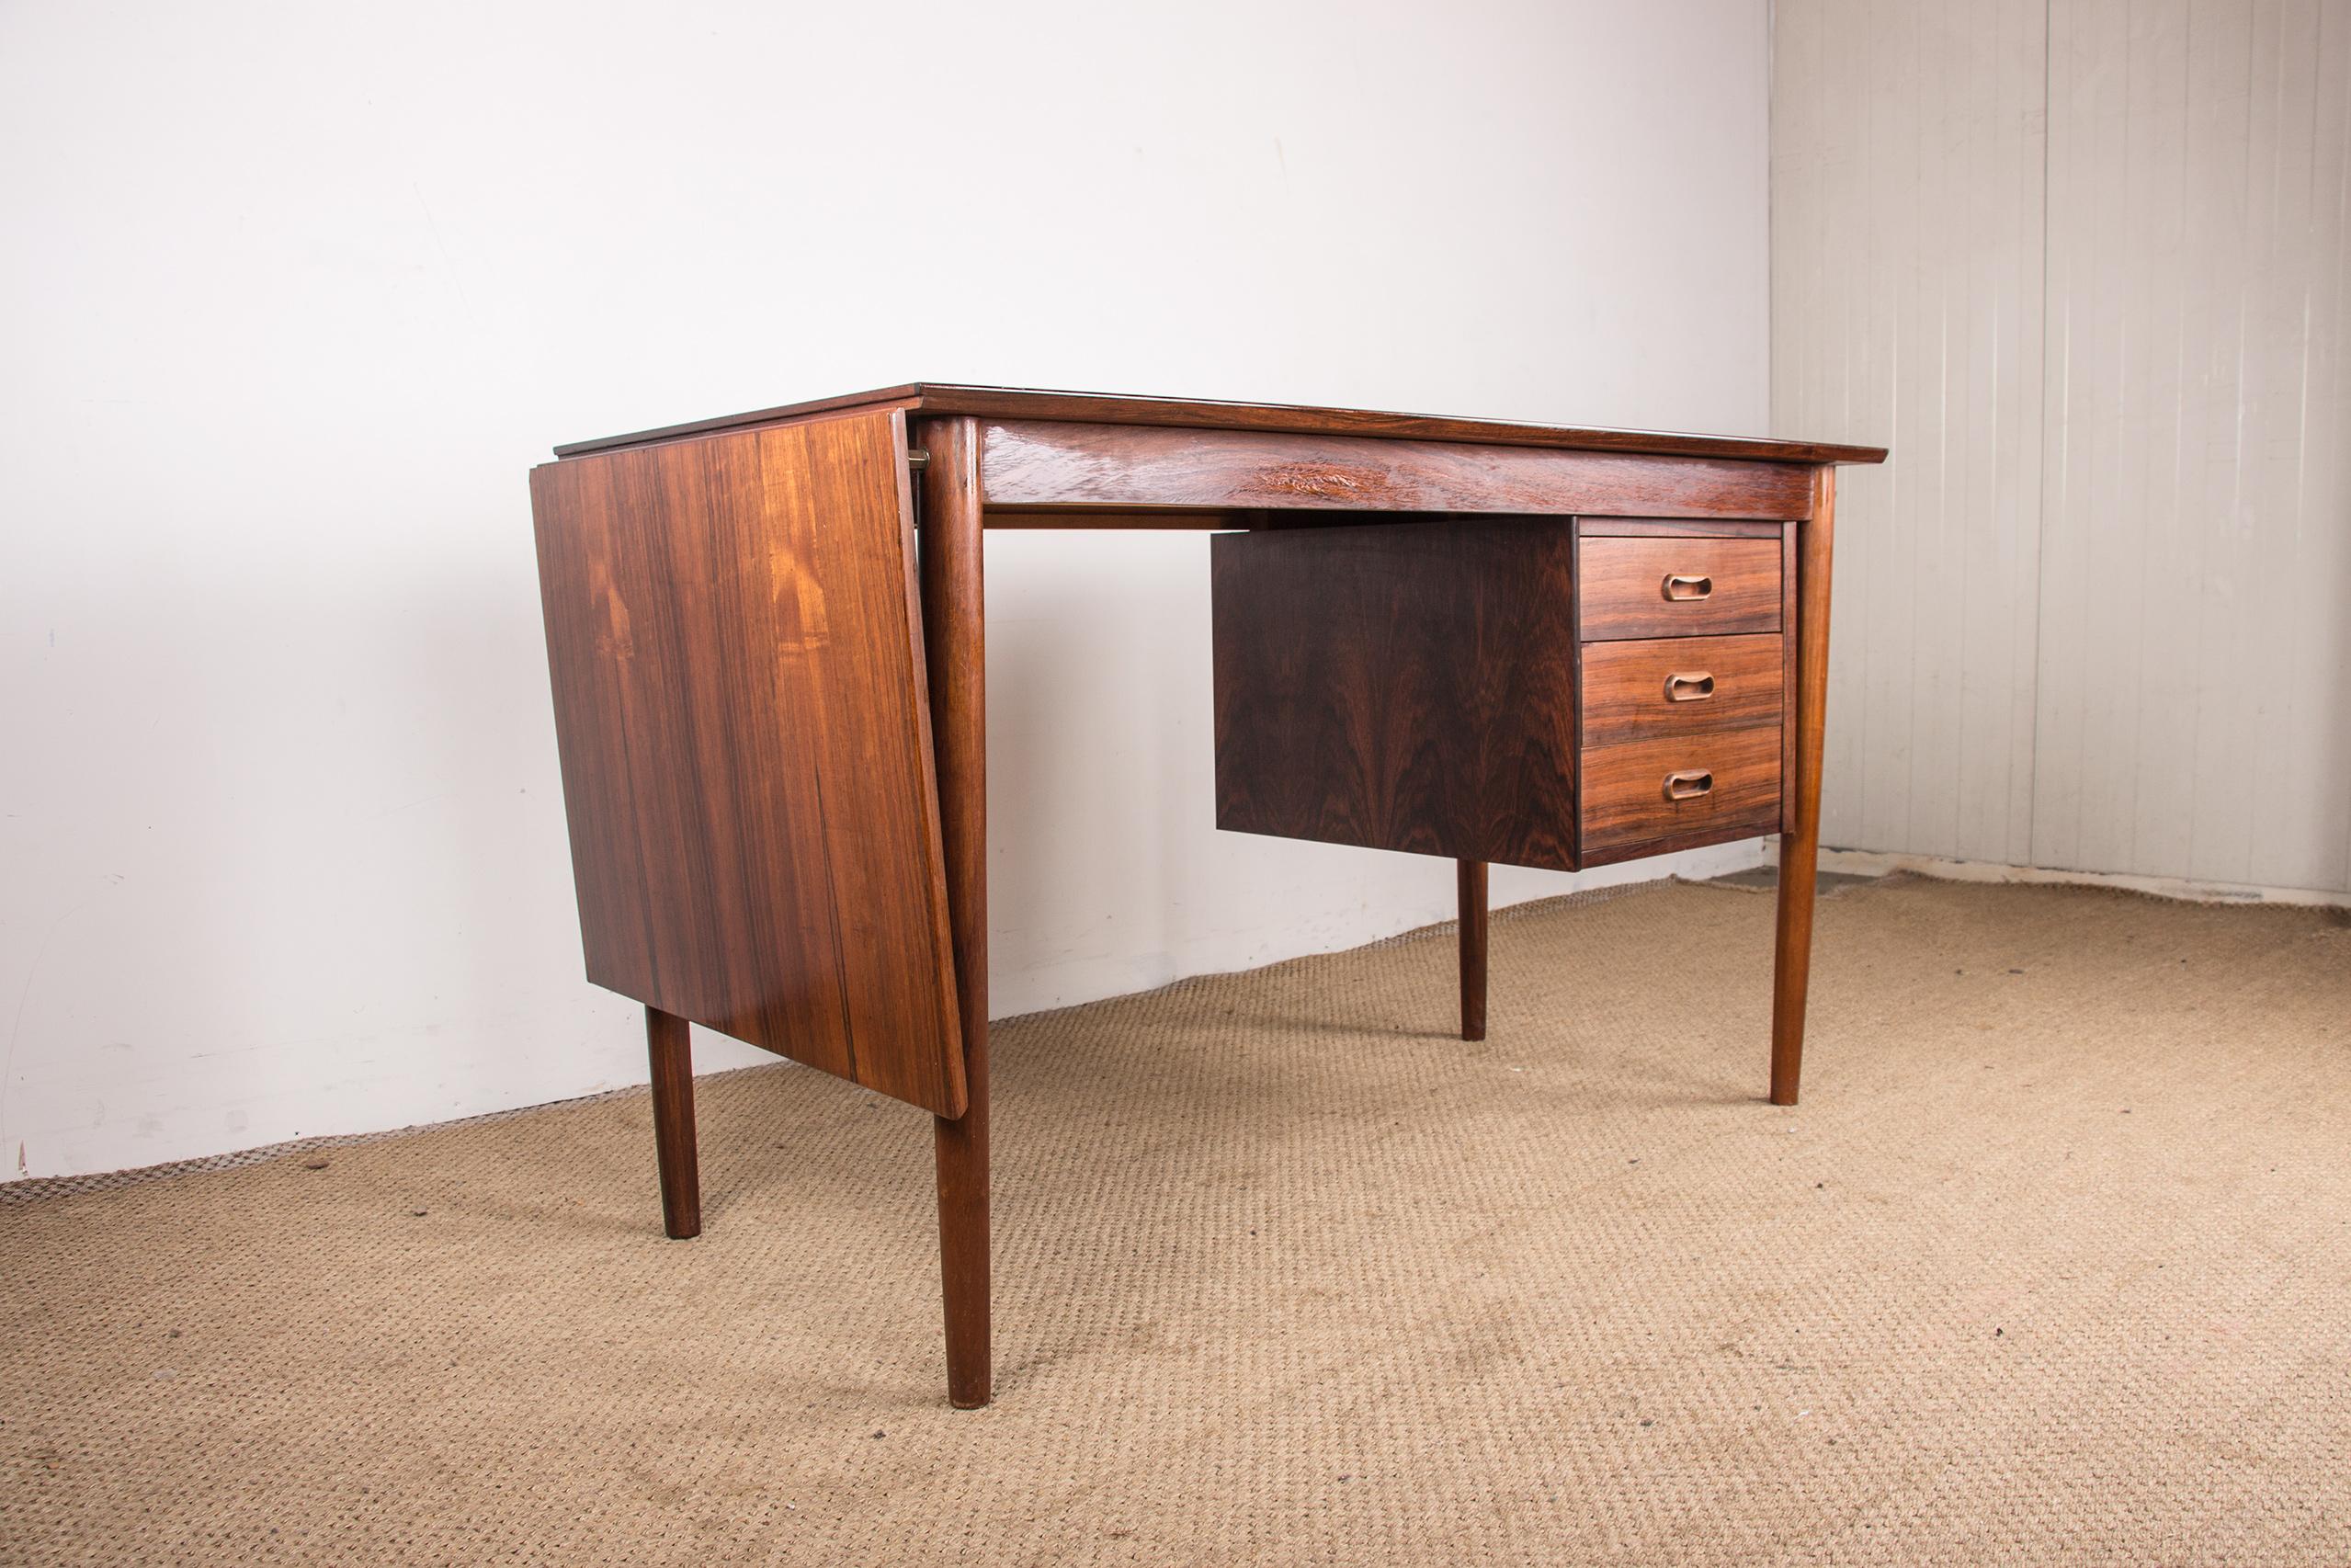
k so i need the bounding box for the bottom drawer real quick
[1581,727,1781,854]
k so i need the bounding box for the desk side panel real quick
[529,411,965,1118]
[1211,519,1582,872]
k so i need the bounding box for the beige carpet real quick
[5,874,2348,1566]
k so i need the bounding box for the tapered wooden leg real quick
[644,1006,700,1238]
[1457,859,1488,1041]
[918,415,991,1409]
[1771,468,1836,1106]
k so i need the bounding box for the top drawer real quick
[1578,536,1782,641]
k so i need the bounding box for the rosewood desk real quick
[528,385,1887,1407]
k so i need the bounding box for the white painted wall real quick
[1,0,1775,1181]
[1772,0,2351,896]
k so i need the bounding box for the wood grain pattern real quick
[644,1006,699,1240]
[915,415,993,1410]
[529,410,966,1118]
[982,422,1817,520]
[1780,520,1800,834]
[555,382,1891,466]
[1579,727,1782,855]
[1576,517,1789,538]
[1573,818,1795,871]
[1575,537,1784,641]
[1211,519,1582,872]
[1772,468,1836,1105]
[532,386,1880,1409]
[1458,860,1488,1042]
[1580,634,1784,748]
[978,506,1255,530]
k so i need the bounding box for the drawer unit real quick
[1212,517,1796,869]
[1580,727,1782,854]
[1580,633,1783,747]
[1577,536,1782,641]
[1211,517,1584,873]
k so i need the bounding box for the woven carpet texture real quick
[4,874,2347,1564]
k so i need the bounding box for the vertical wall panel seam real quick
[2026,0,2054,869]
[2164,6,2192,881]
[2336,6,2351,893]
[2122,2,2144,873]
[2286,0,2329,890]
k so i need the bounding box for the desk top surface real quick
[552,383,1890,467]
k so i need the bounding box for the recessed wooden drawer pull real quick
[1581,540,1780,641]
[1663,769,1714,801]
[1664,671,1716,702]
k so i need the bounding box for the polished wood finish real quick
[983,421,1816,521]
[1575,537,1786,641]
[1580,726,1783,855]
[1573,819,1788,870]
[1771,468,1838,1107]
[529,411,966,1118]
[980,506,1259,530]
[1580,633,1785,748]
[984,506,1791,534]
[557,382,1892,466]
[1780,521,1800,835]
[1210,519,1581,872]
[915,416,993,1410]
[1576,517,1788,539]
[645,1006,699,1240]
[1457,861,1488,1042]
[977,507,1800,536]
[533,384,1881,1408]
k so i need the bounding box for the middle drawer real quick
[1581,633,1784,747]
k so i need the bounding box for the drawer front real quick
[1578,537,1782,641]
[1580,726,1781,853]
[1581,633,1783,747]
